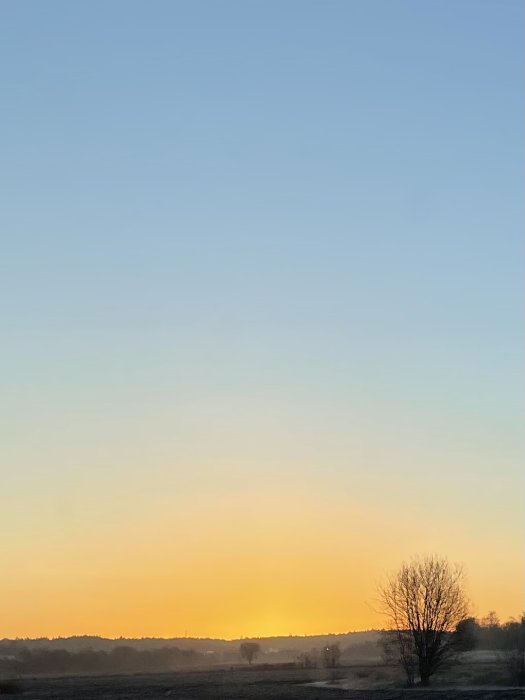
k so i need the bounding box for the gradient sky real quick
[1,0,523,639]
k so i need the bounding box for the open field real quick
[4,665,524,700]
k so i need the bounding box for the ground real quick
[2,666,523,699]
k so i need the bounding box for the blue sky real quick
[1,0,523,635]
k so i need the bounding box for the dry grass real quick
[4,664,523,699]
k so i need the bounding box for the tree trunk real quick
[419,659,431,686]
[420,672,430,686]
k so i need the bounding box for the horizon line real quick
[2,629,380,643]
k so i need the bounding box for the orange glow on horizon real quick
[1,485,522,640]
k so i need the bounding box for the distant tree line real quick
[462,612,525,653]
[0,645,201,676]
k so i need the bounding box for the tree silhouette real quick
[239,641,260,665]
[378,555,470,686]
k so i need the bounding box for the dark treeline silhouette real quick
[0,632,385,676]
[0,645,200,676]
[0,617,522,679]
[465,613,525,652]
[0,636,220,654]
[459,614,525,686]
[0,641,377,677]
[0,632,377,655]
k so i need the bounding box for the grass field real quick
[3,665,523,699]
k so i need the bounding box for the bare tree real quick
[378,555,470,686]
[239,641,260,665]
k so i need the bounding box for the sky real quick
[1,0,523,639]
